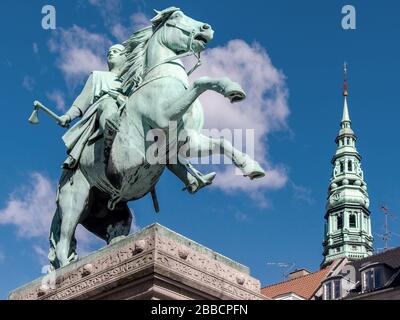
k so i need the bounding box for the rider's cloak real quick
[62,71,121,167]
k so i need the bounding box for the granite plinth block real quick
[9,224,266,300]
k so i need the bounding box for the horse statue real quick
[47,7,266,269]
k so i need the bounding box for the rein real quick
[144,19,202,78]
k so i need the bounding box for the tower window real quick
[337,215,343,230]
[347,137,351,145]
[349,213,357,228]
[348,161,353,171]
[340,162,344,173]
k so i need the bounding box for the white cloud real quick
[111,13,150,42]
[0,173,55,238]
[46,90,66,112]
[235,211,250,222]
[0,174,95,260]
[187,40,290,197]
[291,182,314,205]
[33,245,49,265]
[49,25,111,85]
[22,76,35,91]
[87,0,121,26]
[87,0,149,42]
[49,3,150,84]
[131,12,151,30]
[0,173,139,262]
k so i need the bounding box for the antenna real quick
[267,262,296,280]
[377,205,399,251]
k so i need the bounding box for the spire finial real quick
[343,62,348,97]
[341,63,351,123]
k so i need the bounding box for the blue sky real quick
[1,0,400,299]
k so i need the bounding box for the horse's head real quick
[153,7,214,55]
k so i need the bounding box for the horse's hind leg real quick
[55,169,90,268]
[184,132,266,180]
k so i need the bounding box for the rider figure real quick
[59,44,126,169]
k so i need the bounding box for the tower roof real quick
[336,64,356,143]
[342,96,351,123]
[341,63,351,124]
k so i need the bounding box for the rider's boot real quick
[184,163,217,194]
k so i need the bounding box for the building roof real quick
[261,268,331,300]
[351,247,400,271]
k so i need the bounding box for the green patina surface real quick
[322,65,374,267]
[30,7,264,271]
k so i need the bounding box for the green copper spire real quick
[341,64,351,125]
[321,64,374,268]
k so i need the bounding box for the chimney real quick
[288,269,310,280]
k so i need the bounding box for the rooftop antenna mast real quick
[378,205,400,251]
[267,262,296,280]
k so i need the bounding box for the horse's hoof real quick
[226,90,246,103]
[246,170,266,180]
[223,82,246,103]
[241,160,266,180]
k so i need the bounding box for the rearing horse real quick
[49,7,265,269]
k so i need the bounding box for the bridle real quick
[144,14,204,77]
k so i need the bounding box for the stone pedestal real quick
[9,224,266,300]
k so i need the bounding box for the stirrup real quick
[184,172,216,194]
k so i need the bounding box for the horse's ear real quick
[151,9,163,26]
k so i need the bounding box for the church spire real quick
[321,64,374,268]
[341,63,351,124]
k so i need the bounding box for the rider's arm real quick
[65,74,94,121]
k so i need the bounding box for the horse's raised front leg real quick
[193,76,247,103]
[160,76,246,124]
[55,169,90,268]
[182,132,266,180]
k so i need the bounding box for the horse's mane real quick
[120,27,154,94]
[119,7,180,95]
